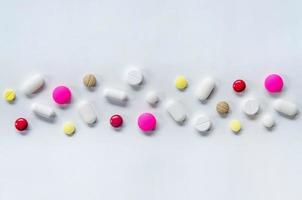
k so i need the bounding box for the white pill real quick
[126,68,144,86]
[31,103,56,119]
[195,77,215,102]
[104,88,128,105]
[78,101,97,125]
[146,91,159,106]
[261,114,275,128]
[242,98,260,116]
[166,100,187,123]
[21,74,45,96]
[194,115,211,132]
[273,99,298,117]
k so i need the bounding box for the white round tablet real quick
[126,68,144,86]
[146,91,159,106]
[194,115,211,132]
[242,98,260,116]
[261,114,275,128]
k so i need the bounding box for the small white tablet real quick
[166,100,187,123]
[194,115,211,132]
[126,68,144,86]
[242,98,260,116]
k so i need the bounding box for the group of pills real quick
[3,69,299,136]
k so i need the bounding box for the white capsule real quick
[31,103,56,119]
[146,91,159,106]
[21,74,45,96]
[166,100,187,123]
[261,114,275,128]
[78,101,97,125]
[104,88,128,105]
[126,68,144,86]
[195,77,215,102]
[273,99,298,117]
[242,98,260,116]
[194,115,211,132]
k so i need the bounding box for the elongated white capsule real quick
[273,99,298,117]
[166,100,187,123]
[195,77,215,102]
[31,103,56,119]
[104,88,128,105]
[21,74,45,96]
[78,101,97,125]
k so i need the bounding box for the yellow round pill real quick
[3,89,16,102]
[230,120,241,133]
[175,76,188,90]
[63,122,76,136]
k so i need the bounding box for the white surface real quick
[0,0,302,200]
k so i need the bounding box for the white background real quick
[0,0,302,199]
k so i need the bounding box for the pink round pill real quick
[264,74,284,93]
[137,113,157,132]
[52,86,72,105]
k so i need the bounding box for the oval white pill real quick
[273,99,298,117]
[78,101,97,125]
[146,91,159,106]
[194,115,211,132]
[31,103,56,119]
[242,98,260,116]
[21,74,45,96]
[195,77,215,102]
[126,68,144,86]
[261,114,275,128]
[104,88,128,105]
[166,100,187,123]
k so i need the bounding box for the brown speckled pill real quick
[83,74,97,88]
[216,101,229,115]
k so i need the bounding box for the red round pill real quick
[110,114,123,128]
[15,118,28,131]
[233,79,246,92]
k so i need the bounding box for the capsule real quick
[21,74,45,96]
[31,103,56,119]
[273,99,298,117]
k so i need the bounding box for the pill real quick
[194,115,211,132]
[146,91,159,106]
[261,114,275,128]
[3,89,16,102]
[104,88,128,105]
[78,101,97,125]
[15,118,28,131]
[31,103,56,119]
[137,113,157,132]
[21,74,45,96]
[216,101,229,115]
[265,74,283,93]
[233,79,246,92]
[242,98,260,116]
[110,114,123,128]
[175,76,188,90]
[52,86,72,105]
[195,77,215,102]
[230,120,241,133]
[166,100,187,123]
[63,122,76,136]
[83,74,97,88]
[126,68,144,86]
[273,99,298,117]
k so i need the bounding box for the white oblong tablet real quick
[146,91,159,106]
[126,68,144,86]
[31,103,56,119]
[78,101,97,125]
[261,114,275,128]
[242,98,260,116]
[104,88,128,105]
[166,100,187,123]
[194,115,211,132]
[195,77,215,102]
[21,74,45,96]
[273,99,298,117]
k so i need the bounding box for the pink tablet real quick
[52,86,72,105]
[137,113,157,132]
[264,74,284,93]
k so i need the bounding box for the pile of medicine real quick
[2,69,299,136]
